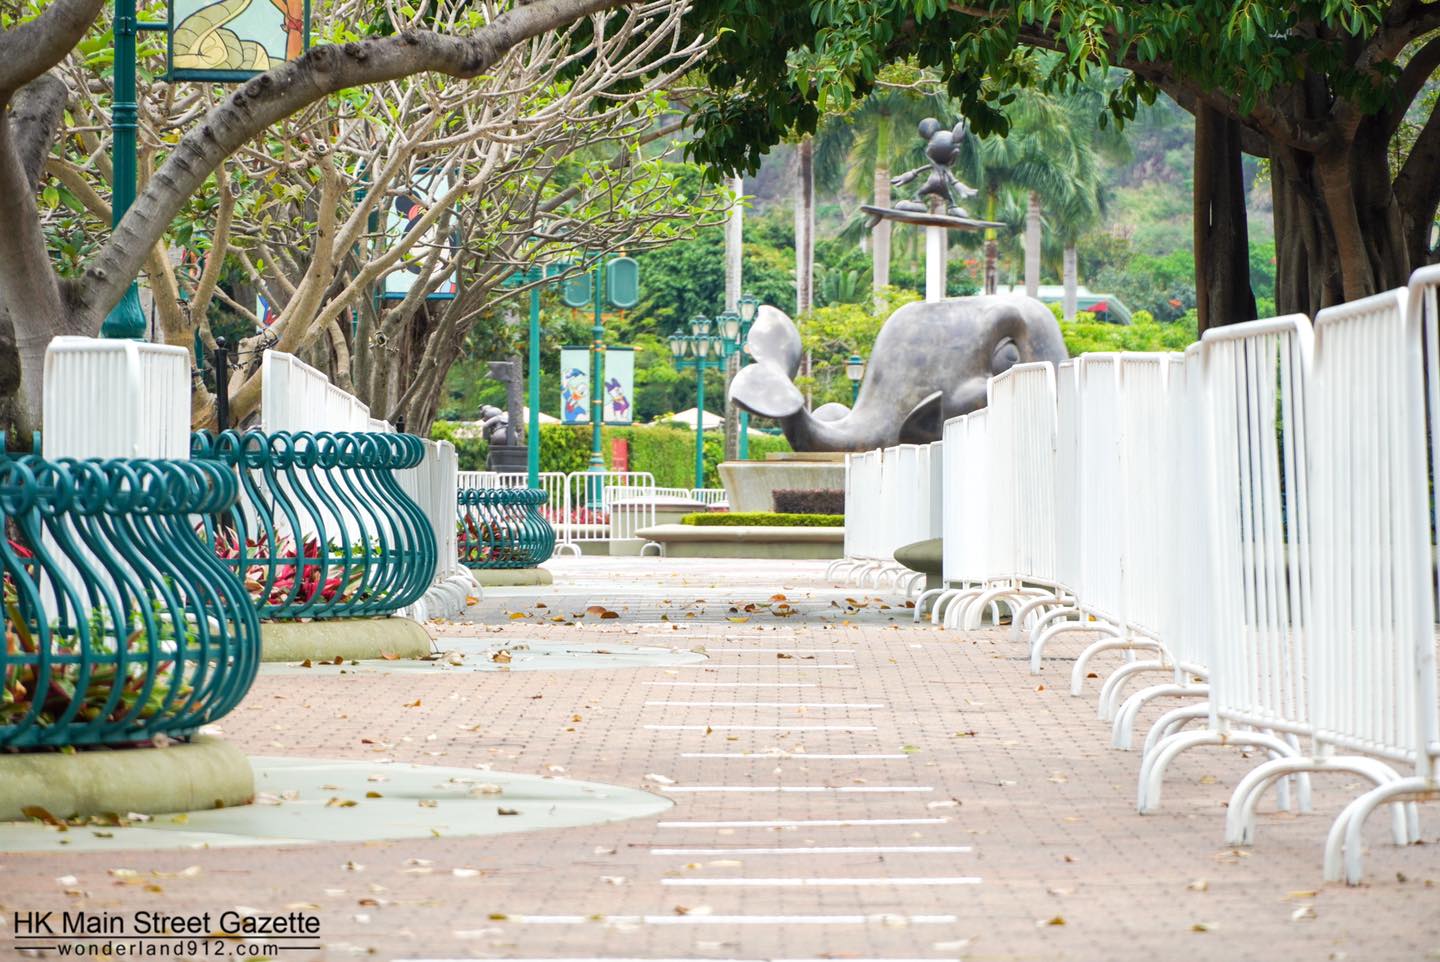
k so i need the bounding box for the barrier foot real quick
[1030,619,1119,674]
[1225,756,1407,848]
[1138,728,1298,814]
[1326,776,1436,885]
[1111,683,1206,750]
[1063,633,1150,690]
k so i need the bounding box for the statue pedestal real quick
[719,453,846,513]
[487,445,528,473]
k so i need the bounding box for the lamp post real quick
[588,258,606,473]
[100,3,168,339]
[735,293,759,460]
[846,353,866,404]
[671,311,748,489]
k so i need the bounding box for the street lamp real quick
[846,353,866,404]
[671,311,749,489]
[735,294,760,459]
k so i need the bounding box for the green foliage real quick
[534,424,791,488]
[429,421,490,471]
[684,0,1404,175]
[1059,310,1198,357]
[682,512,844,527]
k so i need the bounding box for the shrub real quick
[772,488,845,514]
[681,512,844,527]
[533,423,792,487]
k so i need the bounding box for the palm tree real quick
[814,89,947,296]
[962,89,1092,295]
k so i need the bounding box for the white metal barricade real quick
[1137,317,1319,813]
[950,364,1062,628]
[831,449,884,583]
[1190,287,1425,880]
[1112,347,1213,749]
[930,411,991,624]
[1314,268,1440,883]
[42,337,190,459]
[555,471,658,555]
[1029,356,1130,669]
[459,470,566,525]
[1089,354,1183,713]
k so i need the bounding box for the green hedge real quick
[430,422,792,483]
[538,424,791,487]
[682,512,844,527]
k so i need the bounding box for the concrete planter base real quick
[719,457,845,513]
[0,735,253,820]
[469,566,555,587]
[261,617,431,662]
[634,523,843,559]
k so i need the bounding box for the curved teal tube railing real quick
[457,487,556,569]
[191,430,436,620]
[1,456,260,749]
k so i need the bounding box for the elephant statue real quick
[728,295,1068,452]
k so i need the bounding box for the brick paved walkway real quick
[3,557,1438,961]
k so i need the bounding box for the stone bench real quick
[634,523,844,560]
[895,537,943,589]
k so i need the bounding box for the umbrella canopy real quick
[663,408,724,431]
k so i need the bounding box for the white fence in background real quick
[837,267,1440,884]
[554,471,658,555]
[42,337,191,458]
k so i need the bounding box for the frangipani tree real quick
[0,0,692,437]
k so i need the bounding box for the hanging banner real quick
[257,291,279,327]
[602,347,635,424]
[169,0,310,82]
[381,170,459,300]
[559,347,590,424]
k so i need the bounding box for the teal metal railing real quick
[192,430,437,619]
[457,487,556,569]
[1,456,260,749]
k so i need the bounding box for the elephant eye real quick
[991,338,1020,374]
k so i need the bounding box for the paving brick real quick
[1,557,1436,961]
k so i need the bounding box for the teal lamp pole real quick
[735,293,759,459]
[671,314,743,489]
[100,0,159,339]
[846,353,866,404]
[587,258,606,473]
[527,268,544,489]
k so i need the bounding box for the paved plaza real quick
[3,557,1437,961]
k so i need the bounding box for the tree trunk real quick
[1062,243,1078,321]
[1192,104,1256,333]
[872,120,891,296]
[1025,191,1041,298]
[723,173,743,462]
[983,239,998,296]
[795,136,814,315]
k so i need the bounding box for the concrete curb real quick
[469,567,554,587]
[261,617,432,662]
[0,736,254,820]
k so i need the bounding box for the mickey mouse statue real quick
[878,118,980,223]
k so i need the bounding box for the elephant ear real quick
[728,363,805,419]
[898,391,944,444]
[744,305,803,377]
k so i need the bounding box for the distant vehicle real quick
[997,285,1134,325]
